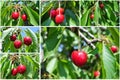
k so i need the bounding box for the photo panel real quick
[0,53,40,79]
[1,0,39,26]
[80,0,119,26]
[1,27,40,53]
[41,0,80,26]
[41,27,119,79]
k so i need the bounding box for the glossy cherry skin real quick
[21,14,27,21]
[10,34,16,41]
[17,64,26,74]
[11,12,19,20]
[94,71,100,78]
[99,3,104,9]
[49,9,57,18]
[90,14,94,19]
[56,8,64,15]
[55,14,64,24]
[110,46,118,53]
[71,50,88,67]
[11,68,18,76]
[14,40,22,49]
[24,36,32,46]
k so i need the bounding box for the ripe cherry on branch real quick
[11,68,18,76]
[90,13,94,19]
[56,7,64,15]
[17,64,26,74]
[94,71,100,78]
[14,40,22,49]
[49,9,57,18]
[10,34,17,41]
[24,36,32,46]
[99,3,104,9]
[71,50,88,67]
[55,14,64,24]
[110,46,118,53]
[11,12,19,20]
[21,14,27,21]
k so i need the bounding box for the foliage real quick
[1,0,39,26]
[1,27,39,52]
[41,27,119,79]
[0,54,40,79]
[41,1,79,26]
[80,1,119,26]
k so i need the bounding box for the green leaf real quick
[108,28,119,46]
[2,28,15,40]
[5,61,12,78]
[94,2,99,25]
[113,1,119,12]
[42,18,55,26]
[2,59,10,78]
[17,17,24,26]
[105,5,116,22]
[28,7,39,24]
[58,61,67,78]
[102,43,116,78]
[25,55,39,68]
[41,2,53,16]
[46,57,57,73]
[65,9,79,26]
[45,27,64,52]
[24,6,38,26]
[81,9,90,26]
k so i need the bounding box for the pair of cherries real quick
[11,12,27,21]
[12,64,26,76]
[49,8,65,24]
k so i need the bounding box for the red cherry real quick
[71,50,88,67]
[17,64,26,74]
[90,14,94,19]
[24,36,32,46]
[14,40,22,49]
[11,12,19,20]
[55,14,64,24]
[99,3,104,9]
[94,71,100,78]
[110,46,118,53]
[11,68,18,76]
[10,34,16,41]
[21,14,27,21]
[49,9,57,18]
[56,8,64,15]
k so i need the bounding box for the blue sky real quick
[19,27,40,37]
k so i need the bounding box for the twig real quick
[78,28,102,49]
[78,30,96,49]
[79,27,95,39]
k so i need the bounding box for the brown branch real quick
[79,27,95,39]
[78,30,96,49]
[78,28,102,49]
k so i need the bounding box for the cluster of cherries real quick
[12,64,26,76]
[10,34,32,49]
[90,2,104,19]
[71,45,118,78]
[11,11,27,21]
[49,7,65,24]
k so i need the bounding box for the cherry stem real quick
[58,1,60,14]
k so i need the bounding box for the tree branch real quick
[79,27,95,39]
[78,28,102,49]
[78,30,96,49]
